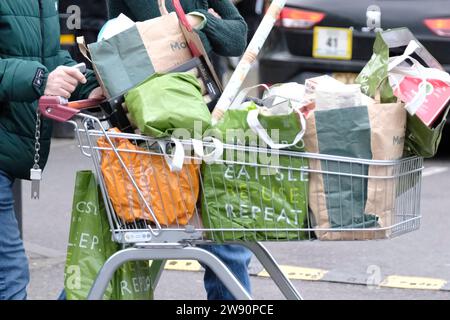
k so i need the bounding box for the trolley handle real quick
[39,96,104,122]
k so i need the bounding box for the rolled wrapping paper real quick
[211,0,287,124]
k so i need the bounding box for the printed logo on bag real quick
[170,41,188,52]
[78,233,100,251]
[120,276,152,295]
[76,201,98,215]
[65,265,81,290]
[221,165,308,225]
[393,135,405,146]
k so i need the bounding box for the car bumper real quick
[259,49,450,84]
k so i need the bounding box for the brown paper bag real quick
[136,12,193,73]
[305,102,406,240]
[364,102,407,238]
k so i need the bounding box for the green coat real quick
[107,0,248,57]
[0,0,98,179]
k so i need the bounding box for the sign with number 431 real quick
[313,26,353,60]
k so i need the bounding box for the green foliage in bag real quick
[201,107,311,242]
[125,72,211,138]
[64,171,153,300]
[356,30,449,158]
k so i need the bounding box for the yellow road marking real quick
[162,262,448,291]
[164,260,202,272]
[258,266,327,281]
[381,275,447,290]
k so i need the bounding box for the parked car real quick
[259,0,450,85]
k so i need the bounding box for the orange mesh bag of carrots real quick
[97,129,199,225]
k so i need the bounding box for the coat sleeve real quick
[195,0,248,57]
[0,57,48,103]
[107,0,139,20]
[56,50,99,100]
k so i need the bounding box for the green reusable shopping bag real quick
[64,171,153,300]
[356,29,449,158]
[64,171,116,300]
[201,105,310,242]
[112,260,154,300]
[125,72,211,138]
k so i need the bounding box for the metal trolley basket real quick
[39,99,423,300]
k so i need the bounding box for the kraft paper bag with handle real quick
[304,101,406,240]
[364,101,407,238]
[80,0,222,99]
[86,10,192,98]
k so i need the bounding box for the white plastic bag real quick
[97,14,135,42]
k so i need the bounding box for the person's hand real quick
[44,66,87,98]
[186,14,203,28]
[208,8,222,19]
[88,87,105,100]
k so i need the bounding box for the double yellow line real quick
[164,260,449,291]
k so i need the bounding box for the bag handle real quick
[158,0,169,16]
[76,36,92,63]
[157,136,225,171]
[192,137,224,164]
[247,108,306,149]
[157,138,185,172]
[389,42,450,114]
[388,40,421,72]
[230,84,271,110]
[157,0,193,31]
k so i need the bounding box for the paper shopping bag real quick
[87,12,192,98]
[304,102,406,240]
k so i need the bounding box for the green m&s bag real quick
[64,170,154,300]
[201,99,311,242]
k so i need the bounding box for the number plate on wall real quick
[312,27,353,60]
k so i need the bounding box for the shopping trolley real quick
[39,97,424,300]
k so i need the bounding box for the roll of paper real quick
[211,0,287,124]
